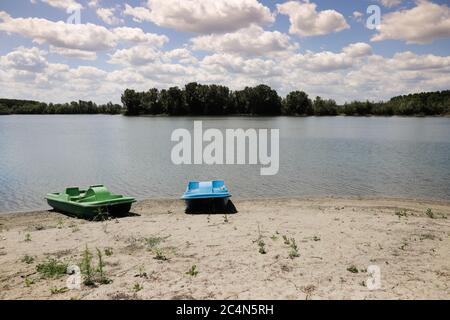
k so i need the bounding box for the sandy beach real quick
[0,197,449,300]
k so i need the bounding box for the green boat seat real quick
[65,187,80,197]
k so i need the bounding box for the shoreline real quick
[2,195,450,217]
[1,197,449,300]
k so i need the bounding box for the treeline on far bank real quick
[121,84,450,116]
[1,84,449,116]
[0,99,123,115]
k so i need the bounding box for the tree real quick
[313,96,338,115]
[184,82,203,115]
[283,91,313,115]
[165,87,187,115]
[0,103,10,115]
[121,89,142,115]
[141,88,162,114]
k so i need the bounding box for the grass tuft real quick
[22,254,35,264]
[347,265,359,273]
[288,238,300,259]
[186,265,199,277]
[36,258,68,278]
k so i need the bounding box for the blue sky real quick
[0,0,449,104]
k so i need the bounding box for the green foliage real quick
[0,103,10,115]
[313,96,338,115]
[96,248,112,284]
[154,248,168,261]
[3,89,447,117]
[283,91,313,115]
[254,225,267,254]
[120,83,281,116]
[80,246,95,286]
[0,98,122,115]
[36,258,68,278]
[347,265,359,273]
[186,265,199,277]
[80,246,112,286]
[425,208,435,219]
[50,287,68,295]
[24,277,34,287]
[22,254,35,264]
[288,238,300,259]
[132,282,143,292]
[145,236,166,249]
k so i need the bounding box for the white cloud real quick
[389,51,450,70]
[49,46,97,60]
[0,12,168,53]
[342,42,373,58]
[277,0,349,37]
[284,43,373,72]
[123,4,152,23]
[41,0,83,10]
[109,45,161,66]
[372,1,450,44]
[191,25,296,56]
[352,11,363,23]
[124,0,274,33]
[88,0,99,8]
[70,66,107,80]
[96,7,123,25]
[0,46,48,72]
[379,0,402,7]
[112,27,168,46]
[202,53,282,77]
[165,48,198,64]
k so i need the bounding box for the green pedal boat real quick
[46,185,136,219]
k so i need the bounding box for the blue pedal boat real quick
[182,180,231,210]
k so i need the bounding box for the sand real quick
[0,197,449,300]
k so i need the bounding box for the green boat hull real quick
[46,185,135,219]
[46,199,133,219]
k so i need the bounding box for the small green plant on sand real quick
[425,208,435,219]
[56,217,64,229]
[282,235,290,245]
[254,226,267,254]
[36,258,68,278]
[133,283,143,292]
[22,254,34,264]
[145,236,165,249]
[80,246,95,286]
[186,265,199,277]
[24,233,31,242]
[347,265,359,273]
[50,287,68,295]
[270,234,278,241]
[137,265,148,278]
[96,248,112,284]
[93,207,110,222]
[288,238,300,259]
[395,209,408,218]
[24,277,34,287]
[104,247,113,256]
[313,236,321,241]
[154,248,168,261]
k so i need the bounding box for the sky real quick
[0,0,449,104]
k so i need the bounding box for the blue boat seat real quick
[182,180,231,200]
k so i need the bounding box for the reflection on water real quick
[0,115,449,212]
